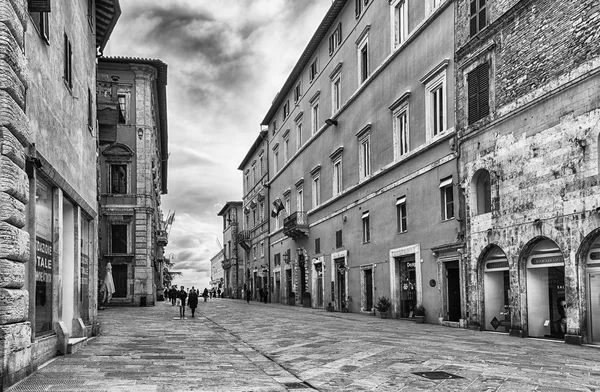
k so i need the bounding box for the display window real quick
[483,246,510,332]
[35,178,54,335]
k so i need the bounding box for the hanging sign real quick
[28,0,51,12]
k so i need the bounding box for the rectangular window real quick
[111,224,128,254]
[312,172,321,207]
[396,196,407,233]
[260,241,264,257]
[328,22,342,55]
[259,154,264,176]
[259,202,264,222]
[30,10,49,42]
[245,172,249,192]
[393,105,409,159]
[362,211,370,242]
[332,71,342,114]
[294,82,302,102]
[432,84,444,136]
[110,164,127,194]
[333,157,342,196]
[88,88,93,130]
[87,0,94,27]
[64,33,73,90]
[336,230,343,248]
[272,120,277,135]
[315,238,321,254]
[355,0,362,18]
[470,0,487,37]
[297,186,304,212]
[309,58,319,82]
[311,101,319,134]
[252,163,256,184]
[253,245,257,260]
[283,100,290,119]
[296,121,303,148]
[273,149,279,172]
[284,196,290,216]
[284,137,290,162]
[391,0,408,49]
[358,35,369,83]
[359,134,371,181]
[117,94,129,124]
[274,253,281,266]
[440,177,454,220]
[252,208,256,227]
[467,62,490,124]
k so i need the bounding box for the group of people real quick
[164,285,215,318]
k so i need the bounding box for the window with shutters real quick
[331,67,342,114]
[283,100,290,119]
[294,82,302,103]
[309,58,319,82]
[30,10,49,42]
[467,62,490,124]
[355,0,362,18]
[329,23,342,55]
[336,230,343,248]
[64,33,73,90]
[470,0,487,37]
[315,238,321,254]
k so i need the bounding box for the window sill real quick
[441,218,455,223]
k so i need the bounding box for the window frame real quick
[362,211,371,243]
[467,61,490,125]
[311,100,319,135]
[312,170,321,208]
[424,70,447,140]
[30,11,50,43]
[392,103,410,160]
[109,223,129,254]
[396,196,407,233]
[357,33,369,84]
[283,100,290,119]
[331,68,342,115]
[294,82,302,103]
[390,0,408,50]
[296,184,304,212]
[109,163,129,195]
[332,156,343,197]
[358,132,371,181]
[470,0,487,37]
[63,33,73,90]
[440,177,455,221]
[329,22,342,55]
[283,133,290,163]
[309,58,319,82]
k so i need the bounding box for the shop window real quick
[35,177,54,336]
[398,255,416,318]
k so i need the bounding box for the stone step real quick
[67,337,88,354]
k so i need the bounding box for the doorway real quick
[335,260,346,310]
[275,272,281,303]
[483,246,510,332]
[315,263,323,307]
[588,271,600,344]
[112,264,128,298]
[286,269,293,305]
[364,269,373,312]
[446,260,461,322]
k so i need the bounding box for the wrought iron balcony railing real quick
[283,211,309,239]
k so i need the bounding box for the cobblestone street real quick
[8,299,600,392]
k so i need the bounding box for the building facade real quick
[0,0,120,388]
[217,202,244,298]
[97,57,169,307]
[238,131,270,301]
[261,0,459,323]
[210,250,224,293]
[456,0,600,344]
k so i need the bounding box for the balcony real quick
[238,230,251,251]
[283,211,309,239]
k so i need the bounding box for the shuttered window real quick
[315,238,321,254]
[469,0,487,37]
[335,230,343,248]
[64,33,73,90]
[467,62,490,124]
[328,23,342,55]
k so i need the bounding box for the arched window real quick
[473,169,491,214]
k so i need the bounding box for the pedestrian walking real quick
[177,286,187,318]
[188,287,199,318]
[202,288,209,302]
[170,285,177,306]
[263,286,268,303]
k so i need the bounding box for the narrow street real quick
[9,299,600,392]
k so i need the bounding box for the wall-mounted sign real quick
[28,0,51,12]
[486,261,509,270]
[590,252,600,260]
[531,256,563,265]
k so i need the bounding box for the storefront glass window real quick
[483,246,510,332]
[35,178,53,335]
[80,218,91,323]
[398,256,416,318]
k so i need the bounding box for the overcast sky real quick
[106,0,331,290]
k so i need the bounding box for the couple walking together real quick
[175,286,199,318]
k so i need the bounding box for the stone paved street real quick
[8,299,600,392]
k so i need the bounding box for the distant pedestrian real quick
[188,287,199,318]
[263,287,268,303]
[177,286,187,318]
[170,285,177,306]
[246,288,251,303]
[203,288,209,302]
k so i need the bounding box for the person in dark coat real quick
[170,285,177,306]
[178,286,187,318]
[202,288,209,302]
[188,287,199,317]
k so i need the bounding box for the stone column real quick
[0,0,32,387]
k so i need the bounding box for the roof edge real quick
[237,131,268,170]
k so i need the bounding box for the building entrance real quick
[275,272,281,304]
[286,269,293,305]
[589,271,600,344]
[335,259,346,311]
[113,264,128,298]
[483,246,510,332]
[446,260,461,322]
[364,269,373,312]
[525,239,565,339]
[315,263,323,307]
[397,256,416,318]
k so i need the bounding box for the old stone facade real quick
[0,0,120,388]
[456,0,600,344]
[97,57,168,307]
[237,131,270,302]
[217,202,244,298]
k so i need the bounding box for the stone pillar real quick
[0,0,32,388]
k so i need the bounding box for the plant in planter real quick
[375,296,392,319]
[413,304,426,323]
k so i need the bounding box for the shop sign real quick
[486,261,508,269]
[36,237,53,283]
[531,256,563,265]
[28,0,51,12]
[590,252,600,260]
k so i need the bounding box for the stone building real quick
[237,131,270,301]
[210,251,224,294]
[97,57,169,307]
[455,0,600,344]
[260,0,459,322]
[0,0,120,388]
[217,201,244,298]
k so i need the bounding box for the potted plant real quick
[326,302,335,312]
[375,296,392,319]
[413,304,426,323]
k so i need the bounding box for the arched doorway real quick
[525,239,565,339]
[482,245,510,332]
